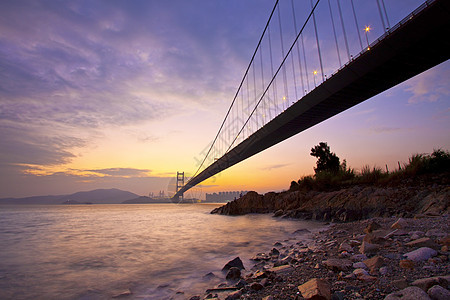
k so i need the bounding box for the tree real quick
[310,142,340,174]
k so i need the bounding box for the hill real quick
[0,188,139,205]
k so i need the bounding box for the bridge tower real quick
[176,172,184,201]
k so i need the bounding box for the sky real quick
[0,0,449,199]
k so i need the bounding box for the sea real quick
[0,204,324,299]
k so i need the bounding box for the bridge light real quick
[364,26,371,51]
[313,70,318,75]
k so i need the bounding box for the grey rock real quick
[427,285,450,300]
[384,286,431,300]
[403,247,437,262]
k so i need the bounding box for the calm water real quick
[0,204,324,299]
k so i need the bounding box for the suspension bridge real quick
[172,0,450,200]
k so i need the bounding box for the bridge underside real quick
[174,0,450,198]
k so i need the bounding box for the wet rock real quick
[384,286,431,300]
[226,267,241,281]
[323,258,352,272]
[359,241,379,254]
[412,276,449,291]
[391,218,408,229]
[404,247,437,262]
[298,278,331,300]
[222,257,245,271]
[363,255,385,273]
[269,247,280,257]
[427,285,450,300]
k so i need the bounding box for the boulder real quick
[222,257,245,271]
[298,278,331,300]
[323,259,352,272]
[427,285,450,300]
[225,267,241,281]
[385,286,431,300]
[403,247,437,262]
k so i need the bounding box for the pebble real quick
[197,215,449,300]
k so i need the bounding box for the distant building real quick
[204,191,248,203]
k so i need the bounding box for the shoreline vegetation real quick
[188,147,449,299]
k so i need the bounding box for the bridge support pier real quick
[176,172,184,201]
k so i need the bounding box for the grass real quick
[290,149,450,192]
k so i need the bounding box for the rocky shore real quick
[189,215,449,299]
[211,182,449,222]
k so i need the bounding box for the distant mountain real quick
[60,188,139,204]
[0,188,139,205]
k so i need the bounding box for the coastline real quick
[189,214,449,300]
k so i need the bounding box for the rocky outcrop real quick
[211,185,450,222]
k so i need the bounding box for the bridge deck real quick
[174,0,450,198]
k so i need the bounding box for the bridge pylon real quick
[176,171,184,201]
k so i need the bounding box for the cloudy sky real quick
[1,0,448,198]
